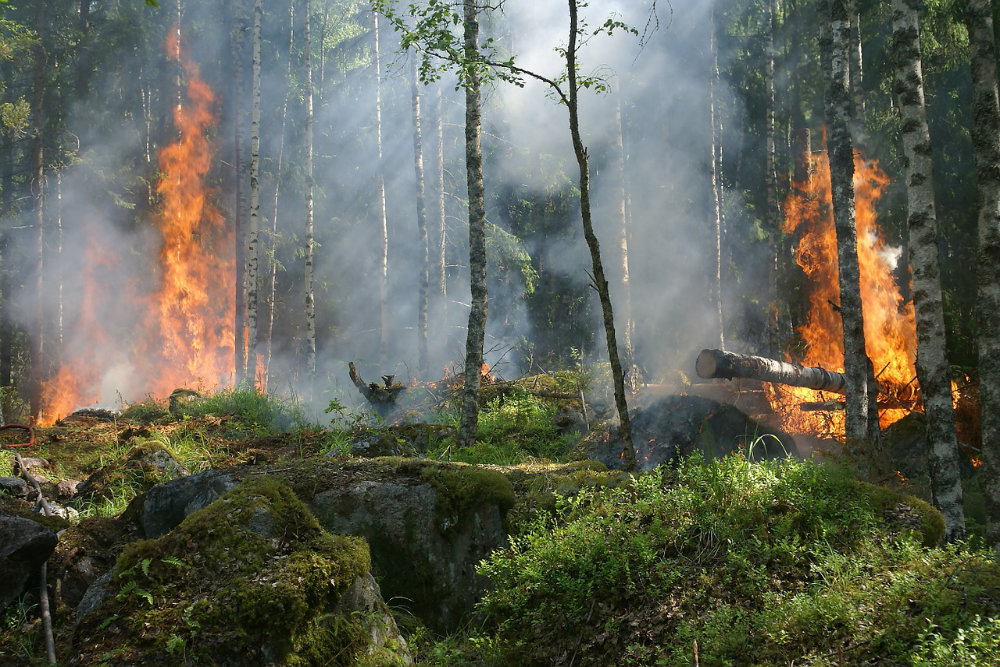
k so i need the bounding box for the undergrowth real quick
[469,455,1000,665]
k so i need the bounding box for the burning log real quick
[696,349,848,393]
[348,362,406,414]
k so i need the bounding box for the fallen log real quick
[696,348,847,394]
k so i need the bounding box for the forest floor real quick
[1,379,998,665]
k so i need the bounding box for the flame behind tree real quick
[137,32,235,397]
[766,147,918,436]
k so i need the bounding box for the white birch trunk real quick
[374,10,389,365]
[411,57,430,378]
[892,0,965,540]
[245,0,262,388]
[458,0,488,449]
[824,0,878,457]
[304,0,316,378]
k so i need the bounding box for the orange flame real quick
[36,29,233,425]
[766,144,918,437]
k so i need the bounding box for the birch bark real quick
[892,0,965,540]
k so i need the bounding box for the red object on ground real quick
[0,424,35,448]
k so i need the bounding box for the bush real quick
[475,455,1000,665]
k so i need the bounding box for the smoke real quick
[6,0,761,420]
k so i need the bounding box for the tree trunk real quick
[232,0,248,384]
[245,0,262,388]
[411,57,430,378]
[891,0,966,542]
[709,4,724,352]
[697,348,848,392]
[824,0,878,457]
[848,0,866,142]
[565,0,635,470]
[304,0,316,378]
[374,10,389,365]
[965,0,1000,550]
[613,82,637,385]
[1,132,12,387]
[436,86,448,330]
[29,1,46,419]
[765,0,782,356]
[264,0,295,388]
[457,0,488,449]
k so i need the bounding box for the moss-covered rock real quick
[71,477,409,665]
[302,458,512,633]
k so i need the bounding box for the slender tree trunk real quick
[265,1,295,388]
[457,0,488,449]
[965,0,1000,550]
[374,10,389,365]
[232,0,249,383]
[765,0,782,355]
[614,83,637,383]
[411,57,430,378]
[709,4,724,352]
[824,0,878,457]
[245,0,262,388]
[304,0,317,378]
[29,2,46,418]
[1,132,12,387]
[848,0,866,142]
[892,0,966,541]
[55,170,63,355]
[436,86,448,329]
[565,0,635,469]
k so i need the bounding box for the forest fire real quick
[765,147,918,438]
[35,32,233,425]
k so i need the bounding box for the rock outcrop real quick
[72,477,410,665]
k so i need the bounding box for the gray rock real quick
[139,469,236,538]
[0,513,58,610]
[15,457,49,473]
[309,468,509,632]
[0,477,30,499]
[40,501,79,522]
[56,479,82,499]
[74,570,112,626]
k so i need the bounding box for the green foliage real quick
[430,388,576,465]
[473,456,998,665]
[175,387,311,435]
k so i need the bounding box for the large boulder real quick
[131,458,515,633]
[303,460,513,633]
[71,477,410,665]
[0,513,58,610]
[576,394,797,470]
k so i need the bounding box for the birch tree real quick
[709,4,724,352]
[374,10,389,364]
[264,1,295,387]
[456,0,488,449]
[231,0,249,383]
[964,0,1000,549]
[378,0,639,467]
[823,0,878,457]
[244,0,262,387]
[892,0,965,540]
[411,56,430,378]
[304,0,317,378]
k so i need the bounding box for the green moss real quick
[79,477,377,665]
[859,481,946,546]
[416,462,515,529]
